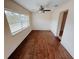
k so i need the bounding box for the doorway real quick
[57,10,68,40]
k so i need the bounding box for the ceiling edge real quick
[13,0,32,13]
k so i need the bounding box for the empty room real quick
[4,0,74,59]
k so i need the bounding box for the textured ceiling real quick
[14,0,70,12]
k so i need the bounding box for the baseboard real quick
[55,36,61,42]
[32,30,51,31]
[61,44,74,58]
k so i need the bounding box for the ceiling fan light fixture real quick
[39,5,51,13]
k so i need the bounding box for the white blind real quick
[5,10,30,35]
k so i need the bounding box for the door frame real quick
[56,10,68,40]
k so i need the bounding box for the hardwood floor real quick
[8,30,73,59]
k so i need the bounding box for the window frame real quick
[4,9,30,36]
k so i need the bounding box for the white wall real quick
[32,12,52,30]
[51,0,74,57]
[50,11,60,35]
[4,0,32,59]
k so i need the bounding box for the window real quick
[5,10,30,35]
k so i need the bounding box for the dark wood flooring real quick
[8,30,73,59]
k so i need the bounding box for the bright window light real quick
[5,10,30,35]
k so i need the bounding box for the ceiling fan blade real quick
[44,10,51,11]
[39,5,51,13]
[41,5,43,8]
[43,10,45,13]
[40,5,44,11]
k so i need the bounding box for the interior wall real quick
[51,0,74,57]
[4,0,32,59]
[32,12,52,30]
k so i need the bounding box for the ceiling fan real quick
[39,5,51,13]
